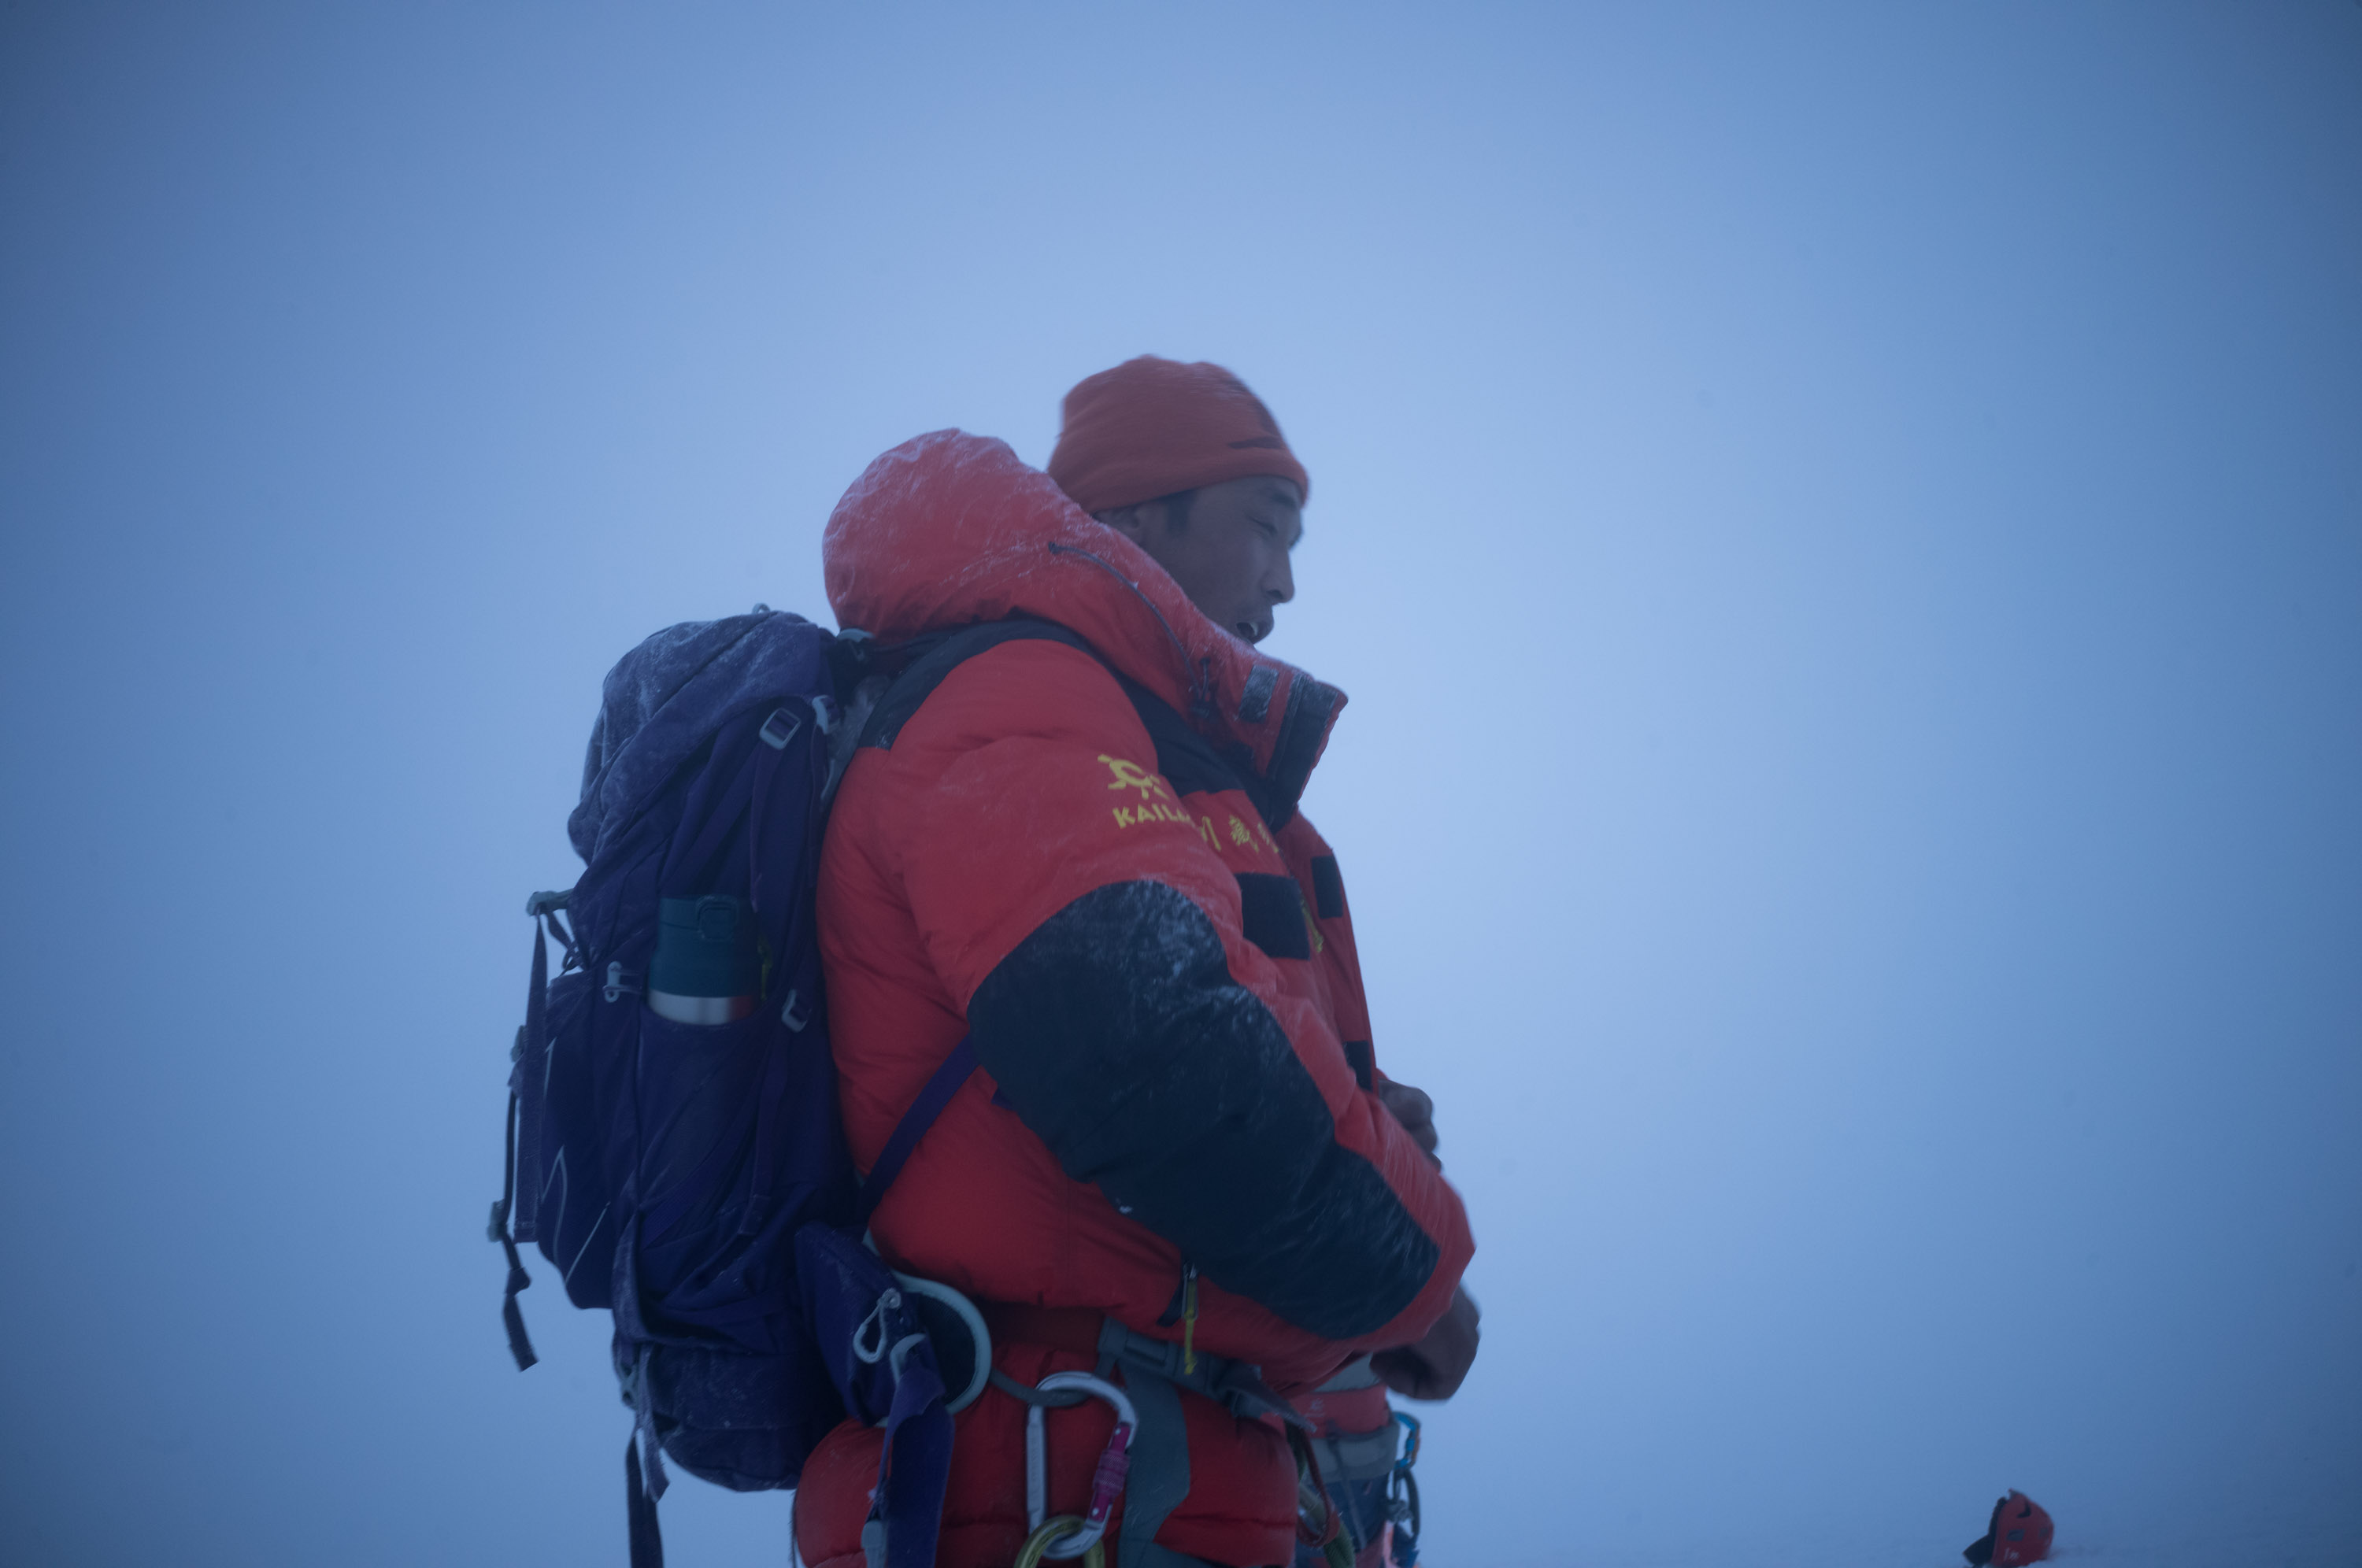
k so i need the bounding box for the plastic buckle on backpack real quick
[604,962,642,1004]
[759,708,801,750]
[780,988,811,1031]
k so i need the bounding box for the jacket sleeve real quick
[883,639,1472,1350]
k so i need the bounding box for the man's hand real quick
[1370,1076,1473,1397]
[1372,1284,1480,1400]
[1377,1078,1438,1164]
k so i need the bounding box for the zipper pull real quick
[1180,1262,1200,1374]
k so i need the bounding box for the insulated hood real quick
[823,430,1345,815]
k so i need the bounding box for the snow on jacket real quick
[792,431,1474,1568]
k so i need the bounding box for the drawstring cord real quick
[1046,541,1219,722]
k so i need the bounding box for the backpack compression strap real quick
[780,1037,976,1568]
[856,1035,978,1226]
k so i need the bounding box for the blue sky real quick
[2,4,2356,1564]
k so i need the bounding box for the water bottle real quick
[646,894,760,1024]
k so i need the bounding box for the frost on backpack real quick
[489,607,965,1568]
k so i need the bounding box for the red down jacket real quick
[794,431,1474,1568]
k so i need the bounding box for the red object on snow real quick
[1964,1489,2054,1566]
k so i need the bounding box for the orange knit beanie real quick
[1046,356,1309,516]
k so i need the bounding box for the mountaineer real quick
[793,357,1477,1568]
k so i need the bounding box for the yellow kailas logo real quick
[1099,755,1170,801]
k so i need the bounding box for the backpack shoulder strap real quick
[853,1034,978,1226]
[839,616,1219,1236]
[850,615,1281,819]
[856,617,1098,751]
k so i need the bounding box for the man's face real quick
[1103,475,1302,645]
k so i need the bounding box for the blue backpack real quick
[491,607,990,1568]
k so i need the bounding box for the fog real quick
[3,5,2356,1564]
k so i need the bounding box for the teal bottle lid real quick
[648,895,759,1023]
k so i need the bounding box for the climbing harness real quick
[972,1317,1428,1568]
[1287,1425,1351,1568]
[979,1305,1312,1568]
[1383,1411,1421,1568]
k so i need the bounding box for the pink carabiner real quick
[1083,1422,1135,1528]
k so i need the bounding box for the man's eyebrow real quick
[1255,483,1305,543]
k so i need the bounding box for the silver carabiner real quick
[1024,1370,1138,1560]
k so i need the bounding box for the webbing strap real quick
[1304,1425,1401,1485]
[739,708,807,1236]
[495,1089,537,1370]
[1111,1359,1190,1568]
[510,901,572,1245]
[491,912,551,1374]
[1088,1318,1307,1431]
[625,1433,665,1568]
[746,702,800,919]
[863,1341,953,1568]
[513,915,550,1241]
[855,1037,977,1226]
